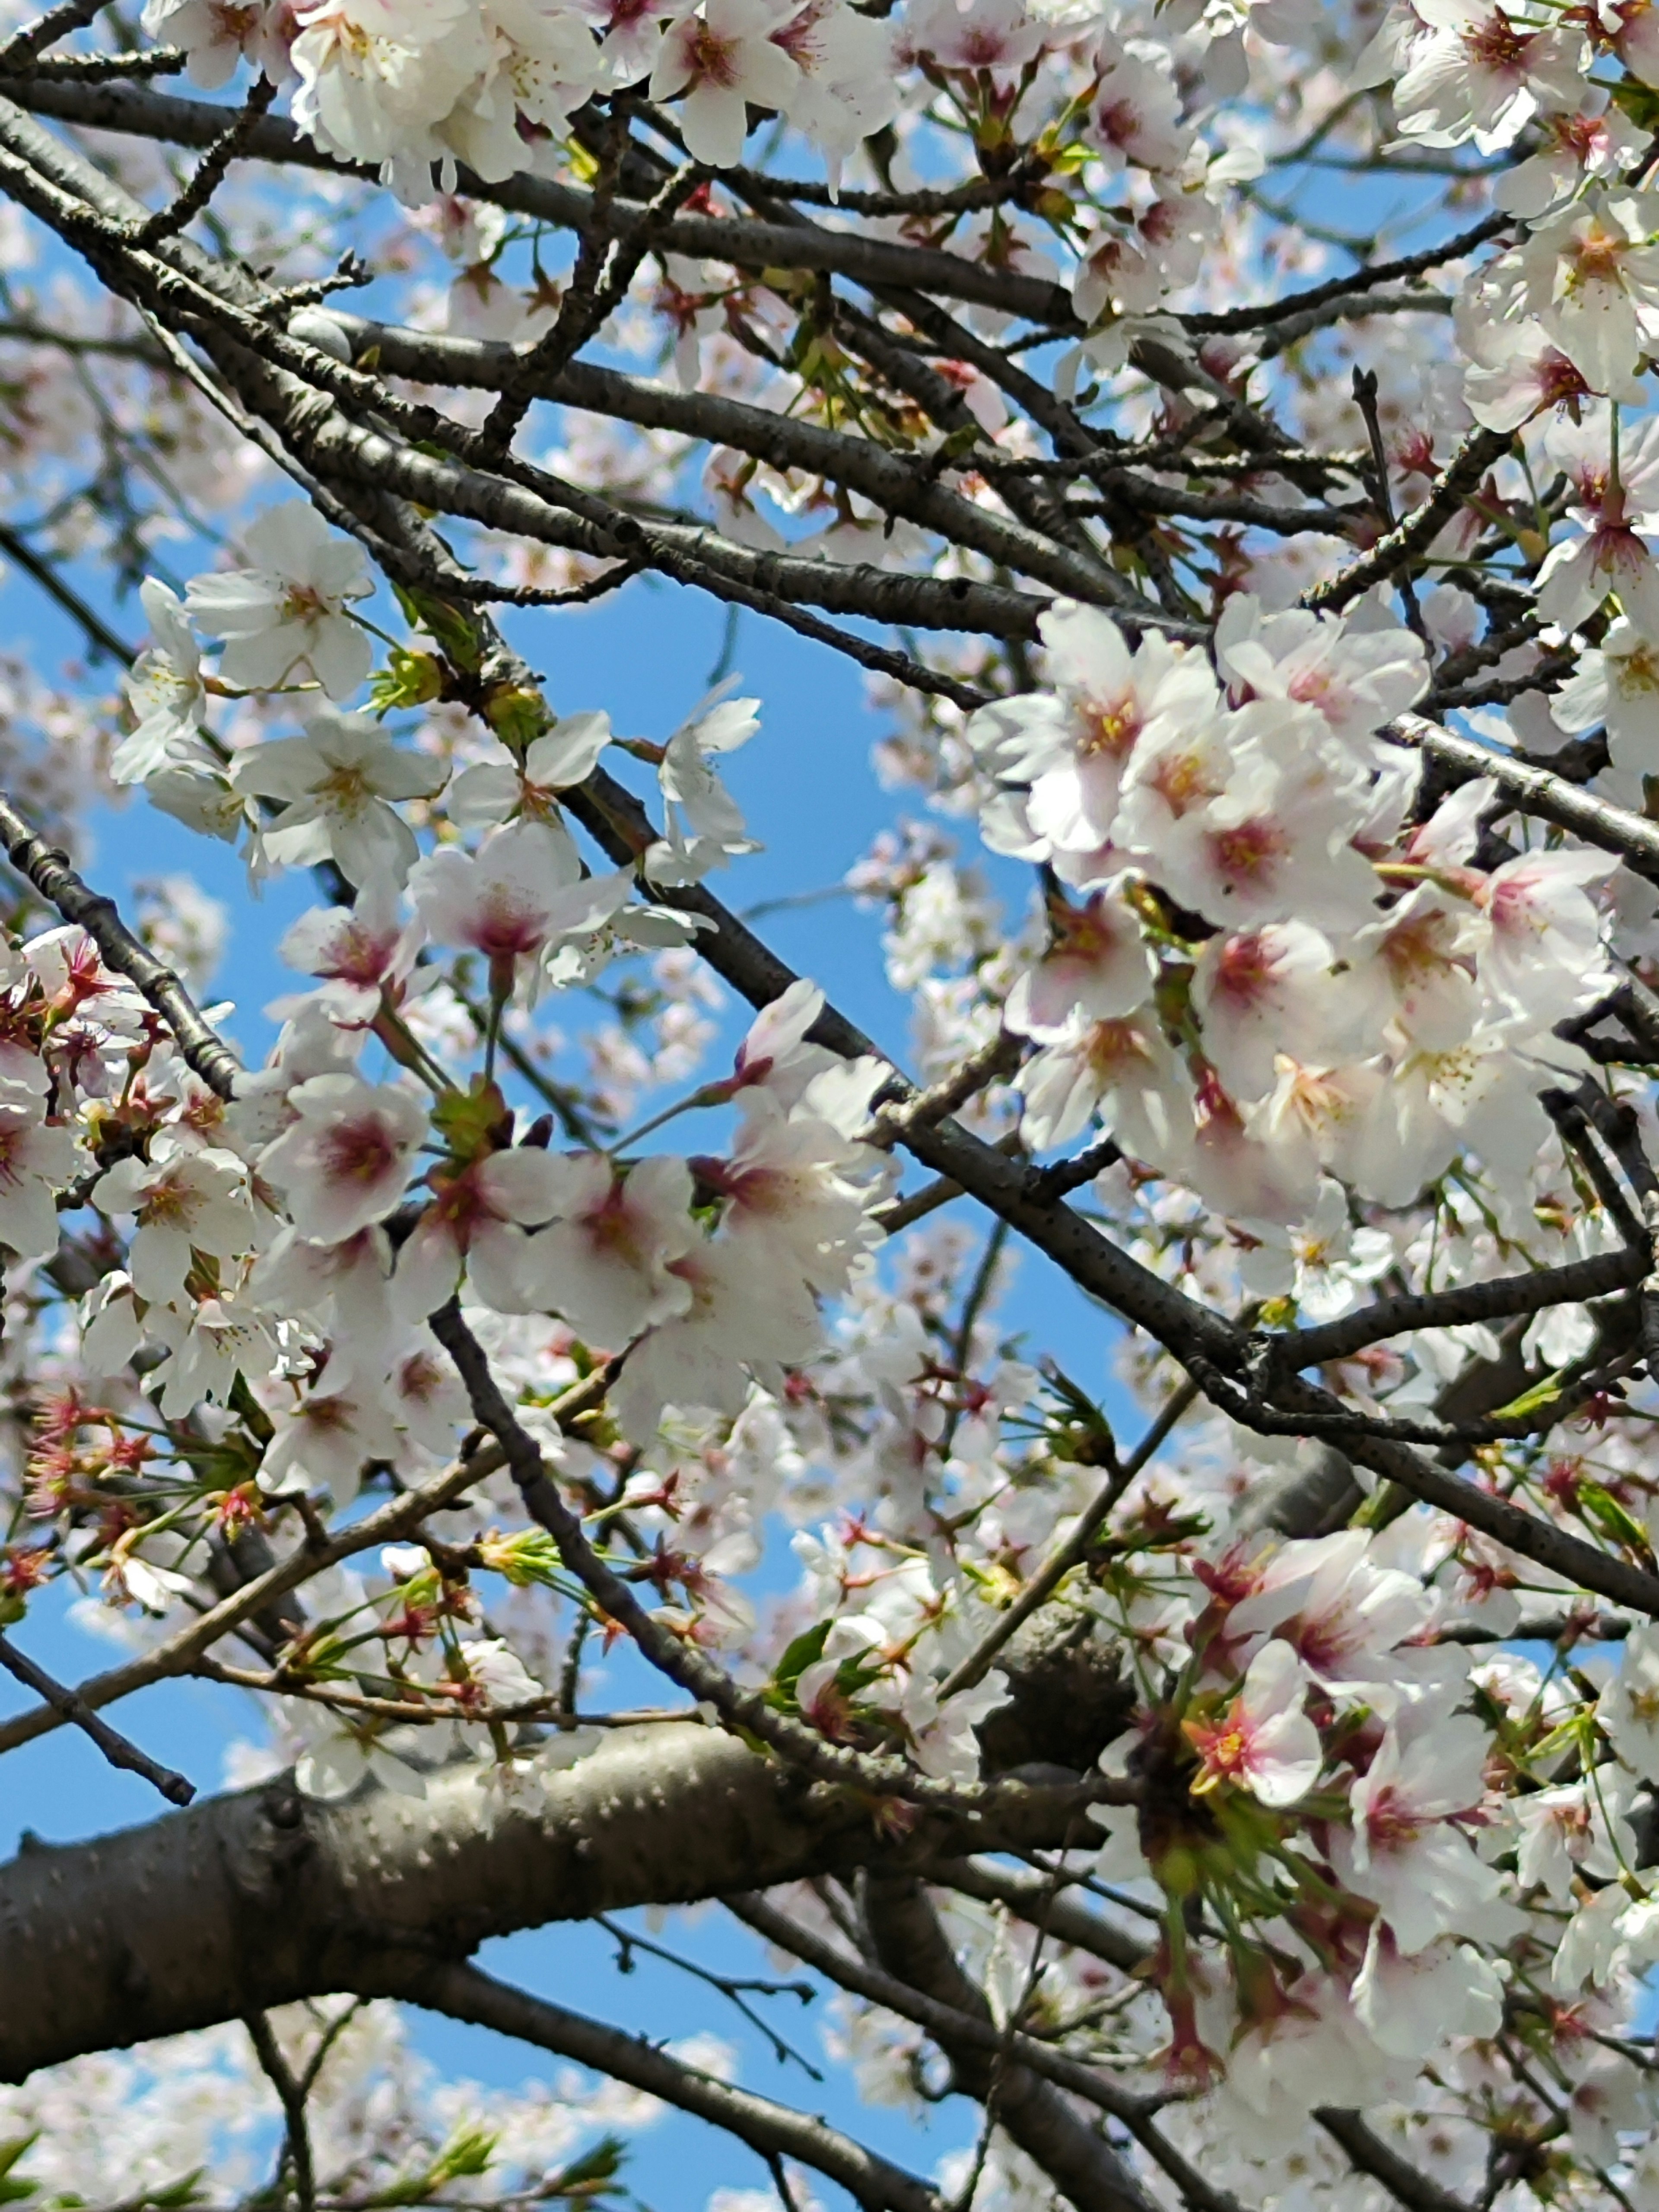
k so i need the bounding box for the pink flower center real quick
[320,1115,400,1186]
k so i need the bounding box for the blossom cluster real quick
[17,0,1659,2203]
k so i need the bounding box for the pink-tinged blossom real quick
[573,0,678,78]
[652,693,762,880]
[519,1153,697,1345]
[1191,922,1353,1103]
[261,1379,402,1506]
[258,1074,427,1243]
[1346,887,1484,1052]
[1006,888,1156,1042]
[1350,1026,1556,1209]
[769,0,897,182]
[1083,40,1189,175]
[93,1138,255,1303]
[1015,1011,1185,1157]
[1183,1061,1322,1223]
[1352,1927,1505,2059]
[1471,845,1615,1020]
[184,500,375,701]
[146,1289,280,1418]
[409,825,632,995]
[1334,1705,1500,1952]
[1392,1,1587,154]
[1244,1055,1386,1203]
[143,0,296,90]
[248,1225,397,1373]
[233,713,446,887]
[1224,1530,1437,1702]
[25,926,148,1037]
[1147,708,1383,935]
[388,1332,471,1455]
[1496,99,1648,219]
[1214,598,1429,743]
[438,0,606,183]
[393,1146,564,1320]
[1512,1769,1637,1901]
[899,0,1046,79]
[696,1093,884,1299]
[0,1105,79,1262]
[1233,1175,1395,1322]
[1462,320,1608,432]
[1536,486,1659,635]
[728,977,841,1108]
[611,1230,825,1435]
[278,877,425,1029]
[1184,1639,1323,1808]
[1519,188,1659,391]
[648,0,800,167]
[971,604,1220,868]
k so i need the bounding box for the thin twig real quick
[0,1628,195,1804]
[936,1379,1199,1700]
[243,2011,318,2212]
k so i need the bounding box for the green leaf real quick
[770,1619,830,1696]
[1484,1369,1567,1423]
[1578,1482,1652,1559]
[392,583,483,674]
[544,2136,629,2199]
[0,2136,38,2202]
[358,2127,499,2207]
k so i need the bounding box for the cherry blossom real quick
[233,713,448,885]
[257,1073,428,1242]
[92,1139,256,1303]
[1183,1639,1323,1807]
[409,823,633,992]
[518,1153,697,1344]
[184,501,375,701]
[648,0,801,167]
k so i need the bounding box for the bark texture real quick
[0,1720,1093,2082]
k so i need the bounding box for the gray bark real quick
[0,1720,1094,2084]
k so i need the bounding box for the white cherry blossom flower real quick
[445,712,612,833]
[1334,1703,1500,1952]
[278,877,426,1028]
[1553,619,1659,772]
[520,1153,697,1345]
[1185,1639,1323,1808]
[114,582,206,785]
[409,823,633,992]
[258,1073,428,1243]
[93,1138,255,1303]
[394,1146,565,1320]
[261,1379,403,1505]
[0,1105,79,1261]
[1006,888,1157,1042]
[1392,0,1587,154]
[1598,1622,1659,1777]
[1352,1928,1504,2059]
[233,712,446,886]
[648,0,800,167]
[184,501,375,701]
